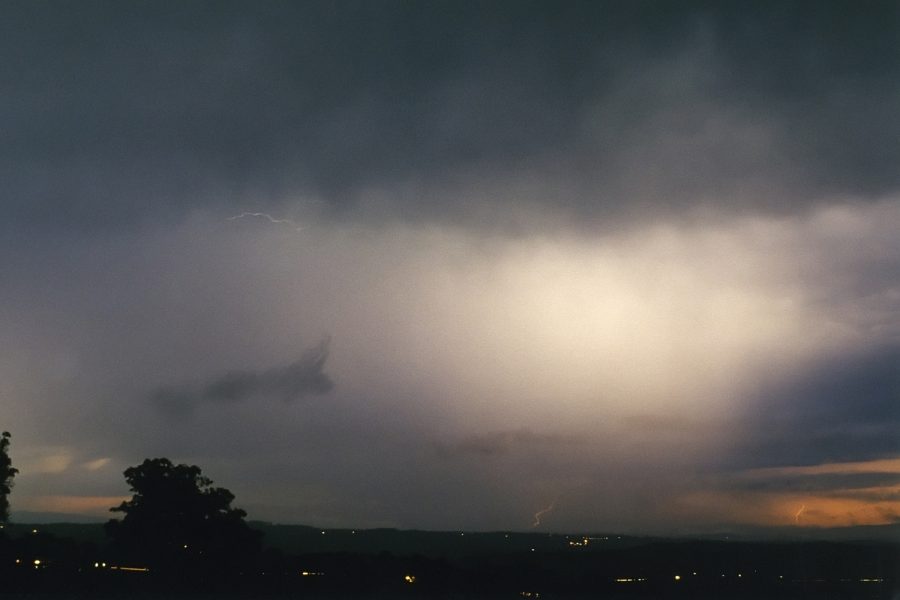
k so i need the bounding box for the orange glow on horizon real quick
[671,457,900,528]
[674,489,900,528]
[23,495,129,515]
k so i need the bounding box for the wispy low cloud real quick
[81,457,111,471]
[742,458,900,477]
[151,339,333,417]
[204,340,333,403]
[14,447,75,474]
[727,460,900,497]
[435,428,581,458]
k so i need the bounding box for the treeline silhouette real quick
[0,431,17,523]
[0,449,897,597]
[105,458,262,577]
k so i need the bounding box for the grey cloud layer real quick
[3,1,899,233]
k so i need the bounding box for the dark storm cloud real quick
[152,340,333,416]
[726,345,900,469]
[2,1,899,233]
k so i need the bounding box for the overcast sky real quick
[2,1,898,534]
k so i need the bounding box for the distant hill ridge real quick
[5,518,899,559]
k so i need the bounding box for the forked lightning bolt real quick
[794,504,806,525]
[227,212,307,231]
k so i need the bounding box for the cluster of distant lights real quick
[241,527,885,590]
[13,559,886,585]
[5,527,888,586]
[10,558,150,573]
[612,572,885,584]
[565,534,614,546]
[94,562,150,573]
[567,536,593,547]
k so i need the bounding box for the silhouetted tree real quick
[0,432,18,523]
[106,458,261,577]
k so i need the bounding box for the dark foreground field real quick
[1,523,897,599]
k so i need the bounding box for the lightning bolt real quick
[227,212,307,231]
[532,499,557,528]
[794,504,806,525]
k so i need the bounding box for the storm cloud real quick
[726,344,900,469]
[2,1,899,234]
[2,2,899,533]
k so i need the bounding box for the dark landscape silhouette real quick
[1,440,897,598]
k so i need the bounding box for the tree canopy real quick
[106,458,261,575]
[0,431,18,524]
